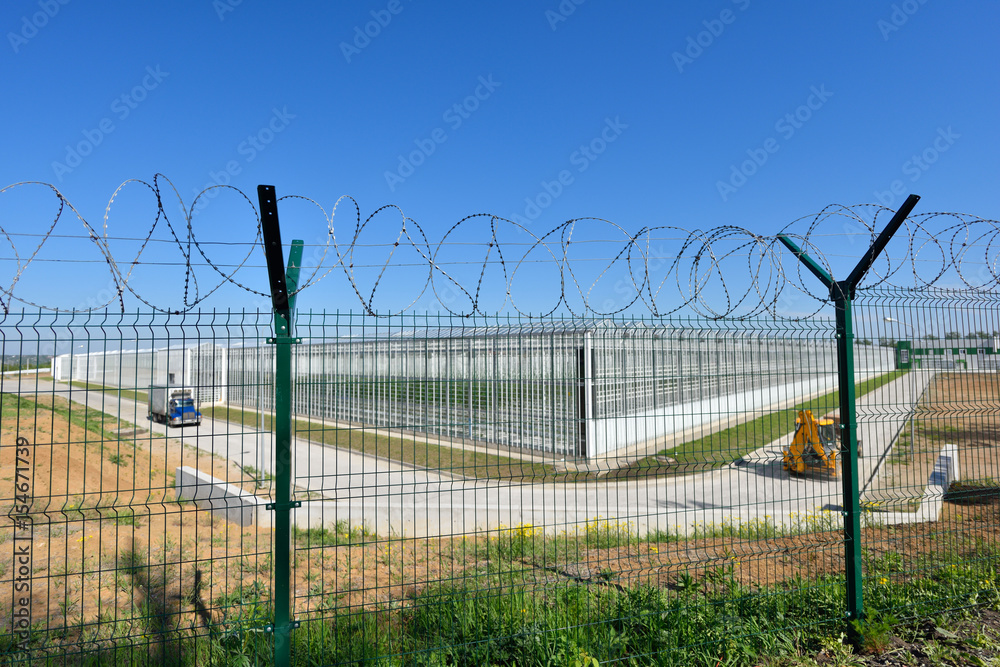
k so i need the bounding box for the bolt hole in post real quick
[884,317,917,462]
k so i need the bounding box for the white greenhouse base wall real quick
[586,369,887,458]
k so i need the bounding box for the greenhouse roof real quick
[389,320,679,340]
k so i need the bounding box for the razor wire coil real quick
[1,174,998,318]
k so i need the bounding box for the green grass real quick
[2,359,46,372]
[0,391,40,423]
[6,529,1000,665]
[333,546,1000,666]
[292,520,373,548]
[71,547,1000,665]
[68,380,148,404]
[1,391,135,443]
[482,512,848,571]
[202,404,563,482]
[483,518,677,570]
[610,370,906,476]
[917,419,962,442]
[687,510,844,540]
[113,508,144,526]
[238,464,275,489]
[946,478,1000,505]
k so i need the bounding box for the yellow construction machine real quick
[782,410,839,476]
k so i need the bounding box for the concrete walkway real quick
[2,370,933,538]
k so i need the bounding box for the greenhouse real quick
[52,319,894,459]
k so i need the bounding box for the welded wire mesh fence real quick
[0,311,276,664]
[1,179,999,664]
[50,314,895,462]
[855,288,1000,628]
[1,301,997,664]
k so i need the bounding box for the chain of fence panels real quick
[854,288,1000,630]
[0,291,996,664]
[0,310,276,664]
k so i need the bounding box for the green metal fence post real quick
[832,281,864,623]
[286,239,304,334]
[258,185,303,667]
[778,193,920,637]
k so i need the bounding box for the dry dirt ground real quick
[863,371,1000,512]
[0,392,271,638]
[0,371,997,664]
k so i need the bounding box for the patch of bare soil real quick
[0,394,271,640]
[864,371,1000,511]
[2,368,998,661]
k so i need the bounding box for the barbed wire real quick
[0,175,998,318]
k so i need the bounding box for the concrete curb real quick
[870,443,958,525]
[175,465,272,528]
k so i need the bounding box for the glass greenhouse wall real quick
[52,316,896,459]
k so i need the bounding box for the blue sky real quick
[2,1,998,318]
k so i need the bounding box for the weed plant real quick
[4,545,999,665]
